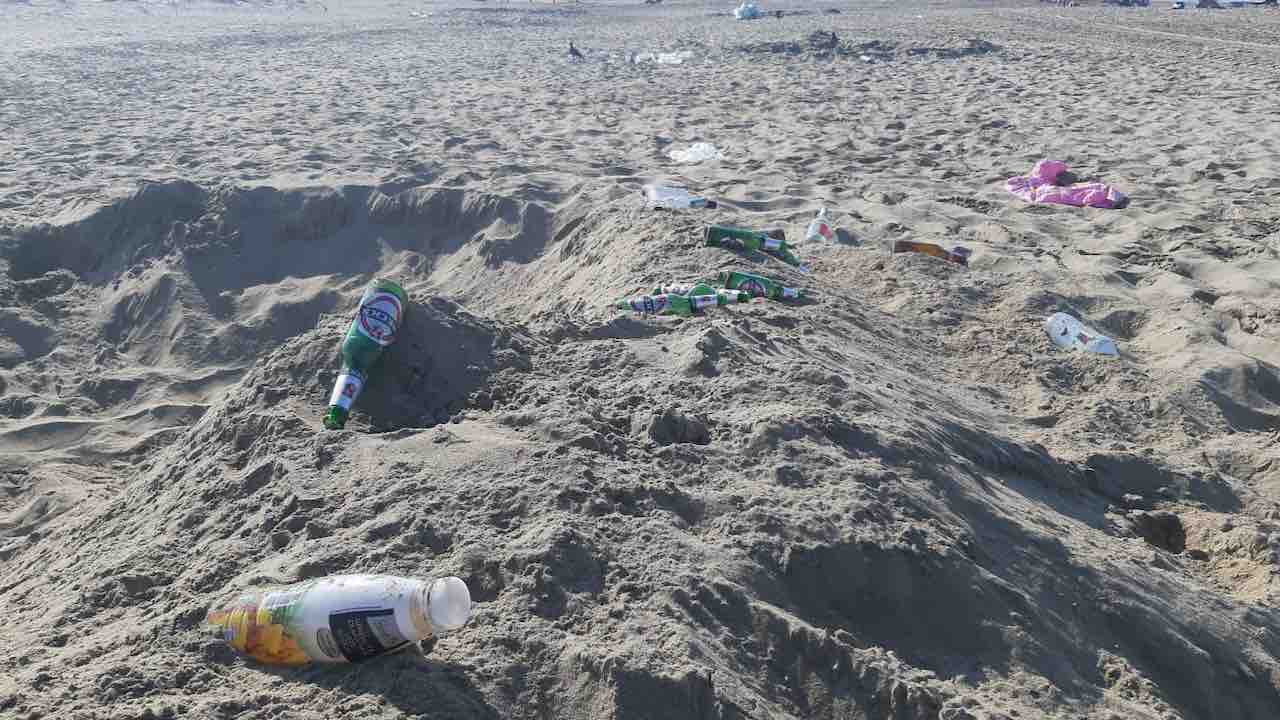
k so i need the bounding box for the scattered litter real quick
[804,207,834,243]
[633,50,694,65]
[1006,159,1127,209]
[735,0,762,20]
[207,575,472,665]
[892,240,970,266]
[668,143,722,164]
[644,184,716,210]
[705,224,808,271]
[1044,312,1119,357]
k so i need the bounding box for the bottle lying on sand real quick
[1044,312,1118,357]
[652,282,727,297]
[804,207,834,243]
[618,289,746,316]
[644,184,717,210]
[206,575,472,665]
[891,240,971,266]
[323,279,408,430]
[704,225,808,271]
[717,270,803,301]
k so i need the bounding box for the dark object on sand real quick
[569,42,584,60]
[1196,0,1222,6]
[775,9,783,18]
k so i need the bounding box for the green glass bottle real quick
[704,225,806,271]
[717,271,803,301]
[616,290,745,316]
[322,279,409,430]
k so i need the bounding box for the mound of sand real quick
[3,1,1280,719]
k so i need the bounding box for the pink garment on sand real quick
[1005,159,1127,209]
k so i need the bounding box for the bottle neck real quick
[407,580,437,642]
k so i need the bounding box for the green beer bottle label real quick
[355,288,404,346]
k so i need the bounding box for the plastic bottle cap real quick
[427,576,472,631]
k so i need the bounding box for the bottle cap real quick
[426,576,472,631]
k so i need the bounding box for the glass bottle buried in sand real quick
[617,289,746,316]
[717,270,803,301]
[206,575,472,665]
[891,240,971,266]
[704,225,807,271]
[323,279,408,430]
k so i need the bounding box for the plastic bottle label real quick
[814,222,833,241]
[356,291,404,346]
[328,608,410,662]
[328,372,364,410]
[762,237,783,251]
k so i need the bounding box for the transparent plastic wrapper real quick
[735,0,762,20]
[634,50,695,65]
[1044,313,1119,357]
[668,143,722,164]
[643,184,716,210]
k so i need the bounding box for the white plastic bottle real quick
[644,184,717,210]
[1044,312,1118,357]
[804,207,834,243]
[207,575,472,665]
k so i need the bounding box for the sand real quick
[3,0,1280,718]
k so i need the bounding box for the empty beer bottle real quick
[322,279,408,430]
[717,270,803,301]
[617,290,745,316]
[891,240,970,266]
[704,225,807,271]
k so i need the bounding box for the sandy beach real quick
[2,0,1280,717]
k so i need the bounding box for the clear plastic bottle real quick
[207,575,472,665]
[1044,312,1118,357]
[804,208,834,243]
[644,184,717,210]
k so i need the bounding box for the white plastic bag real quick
[1044,312,1118,357]
[668,143,722,164]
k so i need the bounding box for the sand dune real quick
[2,0,1280,718]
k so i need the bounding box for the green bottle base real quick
[323,406,349,430]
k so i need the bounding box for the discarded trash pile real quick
[9,4,1280,716]
[736,35,1001,61]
